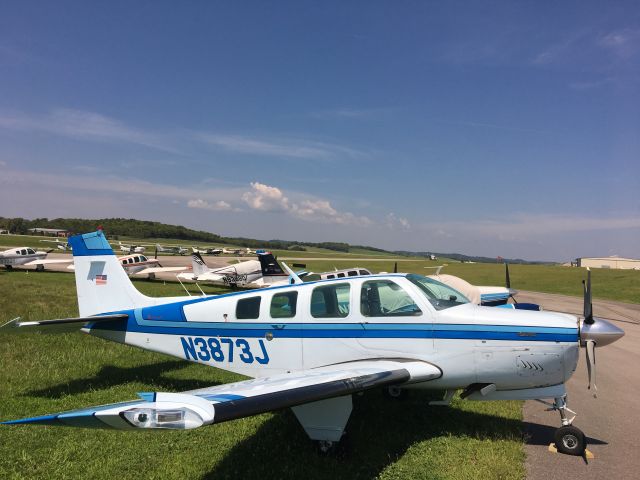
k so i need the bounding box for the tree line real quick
[0,217,358,253]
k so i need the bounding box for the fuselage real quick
[0,247,48,266]
[87,274,580,392]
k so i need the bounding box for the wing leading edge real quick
[1,359,440,430]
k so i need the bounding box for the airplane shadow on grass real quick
[200,390,566,480]
[25,360,218,398]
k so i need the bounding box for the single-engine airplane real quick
[40,238,71,251]
[155,243,189,256]
[1,231,625,456]
[426,264,541,310]
[192,246,223,256]
[0,246,72,271]
[118,241,150,254]
[179,251,290,288]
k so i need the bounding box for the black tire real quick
[384,386,408,400]
[554,425,586,456]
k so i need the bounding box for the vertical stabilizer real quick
[69,231,154,316]
[191,252,210,277]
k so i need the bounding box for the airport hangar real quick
[577,256,640,270]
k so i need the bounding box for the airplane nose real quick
[580,317,625,347]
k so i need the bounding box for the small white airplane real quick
[40,238,71,251]
[426,264,540,310]
[191,246,223,256]
[178,252,287,288]
[155,243,189,256]
[1,231,625,457]
[67,252,187,279]
[0,246,72,271]
[118,242,150,254]
[222,247,258,256]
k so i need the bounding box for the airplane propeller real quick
[579,268,624,397]
[505,263,518,304]
[393,262,398,274]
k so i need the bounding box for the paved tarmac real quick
[518,291,639,480]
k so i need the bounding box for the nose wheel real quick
[554,425,586,456]
[537,395,587,456]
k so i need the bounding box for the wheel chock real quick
[548,443,594,458]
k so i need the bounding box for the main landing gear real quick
[540,395,586,456]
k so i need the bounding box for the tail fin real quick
[257,252,285,276]
[191,252,210,277]
[69,231,153,316]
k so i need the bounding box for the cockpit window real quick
[27,248,35,254]
[361,280,421,317]
[406,274,470,311]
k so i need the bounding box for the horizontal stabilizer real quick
[1,314,128,334]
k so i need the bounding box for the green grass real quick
[298,260,640,304]
[0,271,525,479]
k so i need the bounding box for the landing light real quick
[122,407,205,429]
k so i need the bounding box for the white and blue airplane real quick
[1,231,625,455]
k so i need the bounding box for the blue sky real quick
[1,1,639,261]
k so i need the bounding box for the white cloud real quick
[597,29,640,59]
[241,182,290,211]
[241,181,372,227]
[187,199,233,211]
[198,133,365,160]
[385,213,411,230]
[0,108,180,153]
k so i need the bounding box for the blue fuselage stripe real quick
[92,316,578,342]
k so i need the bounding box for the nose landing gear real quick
[537,395,587,456]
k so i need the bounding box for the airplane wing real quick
[1,359,440,430]
[133,266,188,275]
[1,314,129,334]
[23,258,74,266]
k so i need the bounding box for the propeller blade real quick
[585,339,597,397]
[505,263,511,289]
[393,262,398,274]
[583,268,594,324]
[154,247,158,260]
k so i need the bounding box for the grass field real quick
[0,271,524,480]
[0,234,424,260]
[299,260,640,304]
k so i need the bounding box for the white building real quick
[577,257,640,270]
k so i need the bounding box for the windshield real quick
[406,274,470,311]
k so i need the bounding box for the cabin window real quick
[121,260,127,265]
[311,284,350,318]
[359,270,370,276]
[325,274,335,279]
[236,296,261,320]
[20,249,27,255]
[360,280,422,317]
[270,291,298,318]
[134,256,141,263]
[348,270,358,277]
[337,272,345,278]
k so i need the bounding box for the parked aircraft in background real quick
[1,230,625,457]
[67,252,187,279]
[40,238,71,251]
[155,244,189,256]
[302,267,373,281]
[118,242,151,254]
[426,264,540,311]
[0,246,72,271]
[178,252,278,288]
[192,246,223,256]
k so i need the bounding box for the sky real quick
[1,1,639,261]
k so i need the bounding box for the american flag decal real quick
[95,274,107,285]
